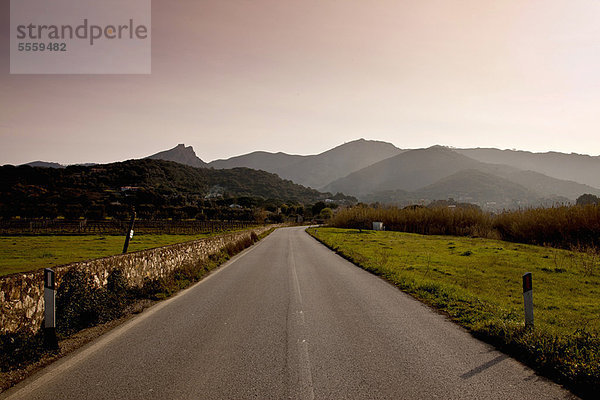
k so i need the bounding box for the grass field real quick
[0,234,223,277]
[308,227,600,395]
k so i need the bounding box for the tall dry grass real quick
[330,204,600,250]
[493,205,600,249]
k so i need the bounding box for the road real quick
[3,227,576,399]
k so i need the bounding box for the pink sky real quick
[1,0,600,165]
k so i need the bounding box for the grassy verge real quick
[0,229,270,386]
[308,227,600,398]
[0,231,248,276]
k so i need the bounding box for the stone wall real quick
[0,226,274,335]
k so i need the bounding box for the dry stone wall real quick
[0,226,274,334]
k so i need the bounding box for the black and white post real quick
[44,268,59,349]
[122,210,136,254]
[522,272,534,329]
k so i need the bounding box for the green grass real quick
[0,234,222,276]
[309,227,600,396]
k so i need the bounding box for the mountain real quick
[324,146,480,195]
[324,146,600,208]
[146,144,208,168]
[413,169,555,208]
[490,169,600,200]
[12,142,600,211]
[23,161,65,168]
[362,169,547,209]
[455,148,600,189]
[209,139,404,189]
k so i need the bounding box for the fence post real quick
[44,268,59,349]
[522,272,534,329]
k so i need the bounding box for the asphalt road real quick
[3,227,576,399]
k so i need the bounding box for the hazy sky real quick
[1,0,600,165]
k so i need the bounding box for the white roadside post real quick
[44,268,59,349]
[522,272,534,329]
[122,210,136,254]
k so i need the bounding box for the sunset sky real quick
[1,0,600,165]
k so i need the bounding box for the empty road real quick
[3,227,575,399]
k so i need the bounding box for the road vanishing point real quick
[3,227,576,399]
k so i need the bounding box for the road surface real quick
[3,227,576,399]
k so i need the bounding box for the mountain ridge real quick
[146,143,208,168]
[209,138,404,189]
[324,146,600,209]
[455,148,600,188]
[12,140,600,211]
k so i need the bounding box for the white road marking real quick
[289,235,315,400]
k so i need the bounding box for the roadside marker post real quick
[522,272,534,329]
[122,210,136,254]
[44,268,59,349]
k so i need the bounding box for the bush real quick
[576,194,600,206]
[319,207,333,220]
[56,268,132,336]
[0,331,48,372]
[56,270,102,336]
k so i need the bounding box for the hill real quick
[0,159,350,220]
[146,144,208,168]
[209,138,404,189]
[23,161,65,168]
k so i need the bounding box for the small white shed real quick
[372,221,384,231]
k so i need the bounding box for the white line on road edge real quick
[1,230,274,400]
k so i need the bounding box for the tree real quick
[312,201,327,216]
[319,207,333,220]
[576,194,600,206]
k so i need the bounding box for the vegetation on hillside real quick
[0,159,354,221]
